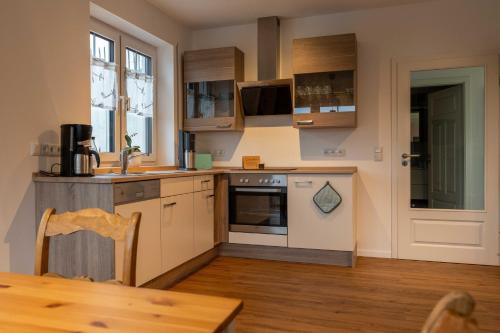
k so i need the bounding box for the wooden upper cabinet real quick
[292,34,357,128]
[292,33,356,74]
[183,47,245,132]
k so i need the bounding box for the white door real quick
[160,193,194,272]
[428,85,464,209]
[193,190,215,257]
[115,198,162,286]
[395,56,499,265]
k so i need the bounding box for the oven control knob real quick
[239,178,244,183]
[264,179,269,183]
[244,179,249,183]
[259,179,263,184]
[276,179,281,184]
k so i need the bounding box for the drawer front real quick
[113,180,160,205]
[194,175,214,192]
[161,177,194,197]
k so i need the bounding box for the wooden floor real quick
[170,256,500,333]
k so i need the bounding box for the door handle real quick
[401,153,421,159]
[296,120,314,126]
[163,202,176,208]
[216,123,232,129]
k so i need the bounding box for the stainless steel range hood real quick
[237,17,293,116]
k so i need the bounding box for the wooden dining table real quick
[0,272,242,332]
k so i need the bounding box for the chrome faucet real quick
[120,149,129,175]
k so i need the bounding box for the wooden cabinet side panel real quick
[293,34,357,74]
[214,174,229,244]
[35,182,114,281]
[184,47,237,82]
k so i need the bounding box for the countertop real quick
[0,272,242,333]
[33,166,358,184]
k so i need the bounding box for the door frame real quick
[390,54,500,261]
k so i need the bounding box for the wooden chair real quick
[35,208,141,286]
[421,291,479,333]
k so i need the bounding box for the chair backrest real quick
[421,291,479,333]
[35,208,141,286]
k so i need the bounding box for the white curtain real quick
[90,57,117,110]
[125,69,154,117]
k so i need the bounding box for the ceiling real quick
[146,0,433,29]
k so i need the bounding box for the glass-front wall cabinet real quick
[183,47,244,131]
[294,70,355,114]
[292,33,357,128]
[185,80,235,120]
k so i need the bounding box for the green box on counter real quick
[195,153,213,170]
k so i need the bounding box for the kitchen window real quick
[90,18,157,162]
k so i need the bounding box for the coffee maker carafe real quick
[60,124,100,177]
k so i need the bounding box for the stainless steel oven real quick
[229,174,287,235]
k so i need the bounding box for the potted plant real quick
[124,133,142,167]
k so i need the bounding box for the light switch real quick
[374,147,383,161]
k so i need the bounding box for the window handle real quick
[119,96,131,113]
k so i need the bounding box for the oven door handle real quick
[233,187,283,193]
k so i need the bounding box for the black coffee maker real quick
[60,124,100,177]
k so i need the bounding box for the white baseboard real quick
[357,248,392,258]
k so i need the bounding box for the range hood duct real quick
[237,16,293,116]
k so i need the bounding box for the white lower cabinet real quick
[194,189,215,257]
[160,193,195,272]
[288,174,357,251]
[115,198,162,286]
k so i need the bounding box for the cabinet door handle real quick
[163,202,177,208]
[296,120,314,125]
[294,181,313,185]
[201,180,211,183]
[216,123,232,129]
[206,194,215,199]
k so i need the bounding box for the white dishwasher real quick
[114,180,162,286]
[288,174,357,252]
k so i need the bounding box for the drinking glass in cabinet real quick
[185,80,235,119]
[294,70,355,114]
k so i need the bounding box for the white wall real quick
[191,0,500,257]
[0,0,189,273]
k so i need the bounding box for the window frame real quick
[89,18,157,163]
[90,18,121,162]
[120,32,158,163]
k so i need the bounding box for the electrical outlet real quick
[30,143,61,156]
[323,148,346,157]
[30,143,41,156]
[213,149,225,156]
